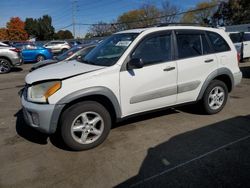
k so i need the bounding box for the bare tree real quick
[88,22,114,37]
[161,0,180,23]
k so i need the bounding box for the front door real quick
[120,32,177,117]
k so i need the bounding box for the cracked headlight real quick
[27,81,61,103]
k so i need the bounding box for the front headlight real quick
[27,81,61,103]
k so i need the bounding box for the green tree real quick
[37,15,55,40]
[54,30,73,39]
[24,18,39,38]
[25,15,54,40]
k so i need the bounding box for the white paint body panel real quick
[120,61,177,116]
[25,26,241,118]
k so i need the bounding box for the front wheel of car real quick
[0,58,11,74]
[36,55,45,62]
[60,101,111,151]
[201,80,228,114]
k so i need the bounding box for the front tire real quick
[0,58,11,74]
[201,80,228,114]
[36,55,45,62]
[60,101,111,151]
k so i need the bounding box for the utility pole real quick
[72,0,77,39]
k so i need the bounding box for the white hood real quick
[25,60,105,84]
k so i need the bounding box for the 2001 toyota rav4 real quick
[21,26,242,150]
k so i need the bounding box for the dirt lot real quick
[0,63,250,188]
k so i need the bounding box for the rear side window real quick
[132,34,172,65]
[176,33,212,59]
[243,33,250,41]
[207,31,230,53]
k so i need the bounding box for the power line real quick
[56,24,73,31]
[74,3,218,27]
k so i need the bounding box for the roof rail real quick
[157,22,201,27]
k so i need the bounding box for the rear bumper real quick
[233,71,242,86]
[11,57,22,66]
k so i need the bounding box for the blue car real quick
[14,43,53,62]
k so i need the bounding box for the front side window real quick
[131,34,172,65]
[207,31,230,53]
[81,33,138,66]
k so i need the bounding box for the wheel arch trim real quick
[56,86,121,118]
[197,68,234,101]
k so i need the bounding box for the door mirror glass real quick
[127,58,144,69]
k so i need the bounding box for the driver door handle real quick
[163,66,175,71]
[204,59,214,63]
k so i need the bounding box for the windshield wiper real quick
[81,60,97,65]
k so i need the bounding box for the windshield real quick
[80,33,138,66]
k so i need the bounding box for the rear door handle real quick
[163,66,175,71]
[204,59,214,63]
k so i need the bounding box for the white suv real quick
[43,41,71,54]
[21,26,242,150]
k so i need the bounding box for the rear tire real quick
[0,58,11,74]
[60,101,111,151]
[201,80,228,114]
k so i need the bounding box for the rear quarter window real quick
[176,32,213,59]
[207,31,230,53]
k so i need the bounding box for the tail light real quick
[237,52,241,64]
[10,48,21,53]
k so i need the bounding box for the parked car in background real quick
[69,41,82,46]
[228,31,250,61]
[0,46,22,73]
[43,41,71,54]
[15,44,53,62]
[21,26,242,150]
[0,41,13,46]
[30,44,96,71]
[0,42,9,47]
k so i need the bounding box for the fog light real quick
[31,112,39,125]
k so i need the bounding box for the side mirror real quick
[127,58,144,69]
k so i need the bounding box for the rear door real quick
[243,32,250,58]
[175,30,218,103]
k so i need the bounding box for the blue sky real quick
[0,0,202,37]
